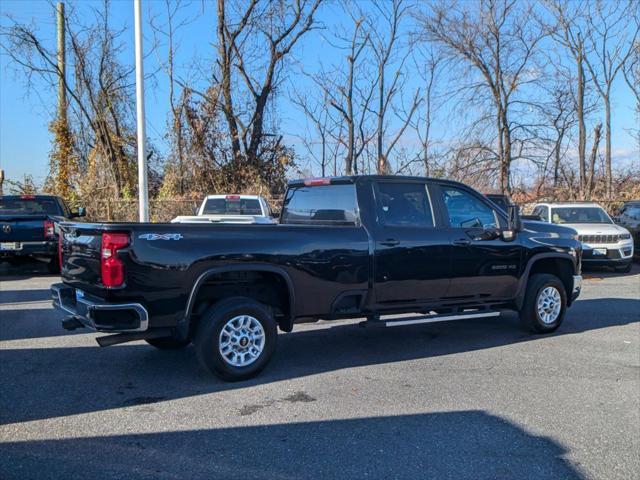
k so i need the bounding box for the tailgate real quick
[59,223,117,289]
[0,215,48,242]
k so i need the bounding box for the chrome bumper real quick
[51,283,149,332]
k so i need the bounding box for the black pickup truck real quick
[1,195,85,272]
[52,176,582,381]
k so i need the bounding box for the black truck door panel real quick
[372,181,450,306]
[435,184,523,300]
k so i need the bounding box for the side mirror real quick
[502,205,521,241]
[71,207,86,218]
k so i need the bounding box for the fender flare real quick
[177,264,297,335]
[514,252,578,309]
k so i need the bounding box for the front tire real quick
[520,274,567,333]
[194,297,277,381]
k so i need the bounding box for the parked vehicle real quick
[613,201,640,261]
[171,194,276,224]
[1,195,85,272]
[484,194,512,213]
[531,202,634,272]
[52,176,583,381]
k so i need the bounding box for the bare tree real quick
[582,0,639,198]
[150,0,194,196]
[291,89,334,176]
[623,39,640,149]
[417,0,547,193]
[587,122,602,198]
[215,0,321,164]
[368,0,421,174]
[546,0,591,198]
[1,0,139,199]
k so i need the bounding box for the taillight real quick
[101,232,129,288]
[303,178,331,186]
[44,220,55,238]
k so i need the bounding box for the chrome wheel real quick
[536,286,561,324]
[218,315,265,367]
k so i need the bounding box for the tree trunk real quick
[587,123,602,199]
[604,97,612,198]
[577,51,586,199]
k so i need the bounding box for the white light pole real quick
[134,0,149,222]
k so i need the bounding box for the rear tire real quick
[145,336,191,350]
[194,297,277,381]
[520,273,567,333]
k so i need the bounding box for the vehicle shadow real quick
[0,298,637,425]
[582,262,639,279]
[0,411,584,480]
[0,259,55,280]
[0,289,51,304]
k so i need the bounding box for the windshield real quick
[202,198,262,215]
[0,197,61,215]
[551,207,611,224]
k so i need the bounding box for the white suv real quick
[531,202,634,272]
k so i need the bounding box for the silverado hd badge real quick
[138,233,183,241]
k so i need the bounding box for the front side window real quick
[441,187,497,229]
[551,207,612,224]
[375,182,434,227]
[281,184,358,225]
[533,205,549,222]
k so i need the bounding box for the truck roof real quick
[287,175,470,188]
[534,202,604,208]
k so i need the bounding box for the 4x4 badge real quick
[138,233,183,241]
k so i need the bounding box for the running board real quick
[361,310,501,328]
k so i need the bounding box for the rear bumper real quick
[51,283,148,332]
[0,240,57,258]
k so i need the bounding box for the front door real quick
[372,180,451,309]
[434,184,523,301]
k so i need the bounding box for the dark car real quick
[614,201,640,260]
[52,176,582,381]
[0,195,85,272]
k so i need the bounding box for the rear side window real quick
[202,198,262,215]
[281,184,358,225]
[375,182,434,227]
[441,187,498,229]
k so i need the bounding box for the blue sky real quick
[0,0,637,186]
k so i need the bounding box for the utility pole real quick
[57,2,66,124]
[134,0,149,222]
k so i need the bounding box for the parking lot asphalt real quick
[0,261,638,480]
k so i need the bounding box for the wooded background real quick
[1,0,638,220]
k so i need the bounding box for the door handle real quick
[380,239,400,247]
[452,238,471,246]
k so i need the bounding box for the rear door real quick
[372,179,450,307]
[433,184,523,300]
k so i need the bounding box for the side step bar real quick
[361,310,500,328]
